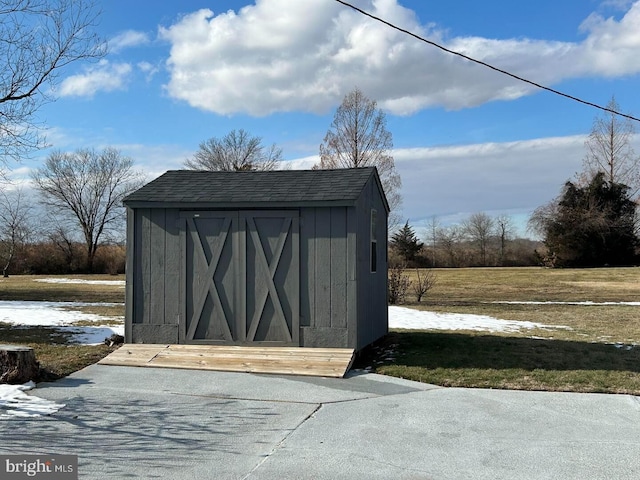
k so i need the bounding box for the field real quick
[2,269,640,394]
[363,267,640,394]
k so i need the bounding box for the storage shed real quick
[123,167,389,351]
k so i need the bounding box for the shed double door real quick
[181,210,299,345]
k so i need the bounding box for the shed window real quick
[370,209,377,273]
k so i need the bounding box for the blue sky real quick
[17,0,640,236]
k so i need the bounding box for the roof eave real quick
[123,199,360,210]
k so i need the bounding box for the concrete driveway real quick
[1,364,640,479]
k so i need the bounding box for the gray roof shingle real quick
[124,167,388,210]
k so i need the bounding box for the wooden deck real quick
[98,344,356,378]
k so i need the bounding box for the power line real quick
[334,0,640,123]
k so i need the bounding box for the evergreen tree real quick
[390,221,423,264]
[533,172,637,267]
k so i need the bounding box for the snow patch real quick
[35,278,125,286]
[389,306,571,333]
[0,300,124,345]
[492,301,640,306]
[0,382,65,418]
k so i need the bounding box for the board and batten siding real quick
[299,206,357,348]
[126,207,182,343]
[127,205,363,348]
[355,176,389,349]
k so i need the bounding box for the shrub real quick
[388,262,411,305]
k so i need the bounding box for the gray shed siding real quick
[126,207,181,343]
[298,206,356,348]
[355,177,389,348]
[125,168,388,350]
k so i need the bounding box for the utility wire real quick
[335,0,640,123]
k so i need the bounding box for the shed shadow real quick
[356,332,640,373]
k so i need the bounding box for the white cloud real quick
[109,142,193,180]
[578,4,640,76]
[109,30,150,53]
[278,133,630,235]
[158,0,640,116]
[280,156,317,170]
[394,135,590,225]
[600,0,635,11]
[58,60,132,97]
[137,61,160,81]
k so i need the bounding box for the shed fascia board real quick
[123,199,361,210]
[367,169,390,214]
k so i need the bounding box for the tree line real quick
[0,147,140,275]
[390,215,540,268]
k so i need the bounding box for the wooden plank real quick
[149,355,349,377]
[178,217,187,343]
[98,345,167,365]
[157,352,353,364]
[299,208,314,328]
[101,344,354,359]
[139,209,152,325]
[166,344,353,355]
[330,208,348,329]
[98,344,354,377]
[314,208,331,328]
[290,216,300,345]
[235,213,246,342]
[150,209,166,324]
[154,354,351,366]
[124,207,135,343]
[346,206,358,348]
[164,209,180,326]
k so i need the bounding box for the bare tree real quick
[581,96,640,198]
[0,188,32,276]
[412,268,436,302]
[45,221,81,271]
[436,225,463,267]
[427,216,439,267]
[388,262,410,305]
[495,214,514,266]
[185,129,281,172]
[528,201,557,239]
[0,0,105,162]
[31,147,143,272]
[463,212,494,266]
[316,87,402,230]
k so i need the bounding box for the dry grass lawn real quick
[2,270,640,394]
[0,275,124,382]
[0,274,125,303]
[358,267,640,394]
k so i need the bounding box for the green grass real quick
[34,344,115,382]
[358,267,640,395]
[359,331,640,394]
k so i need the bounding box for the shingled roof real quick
[124,167,389,211]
